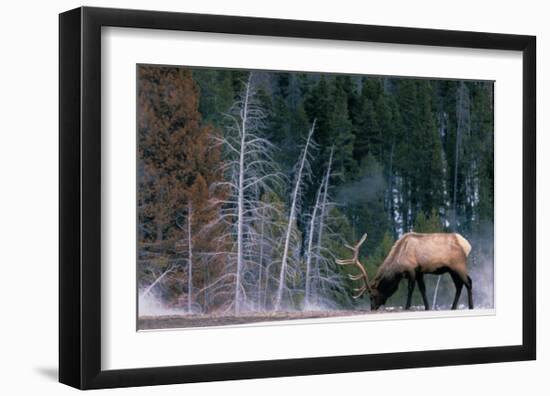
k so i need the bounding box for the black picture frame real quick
[59,6,536,390]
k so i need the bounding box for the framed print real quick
[59,6,536,390]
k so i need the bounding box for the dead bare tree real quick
[212,73,282,314]
[274,121,317,311]
[303,176,323,309]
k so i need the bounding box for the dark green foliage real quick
[327,78,357,180]
[414,209,444,233]
[192,69,235,126]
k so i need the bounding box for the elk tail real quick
[455,234,472,257]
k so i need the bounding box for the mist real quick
[138,290,187,317]
[336,171,386,204]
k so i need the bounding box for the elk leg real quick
[405,276,415,310]
[456,273,474,309]
[416,274,429,310]
[450,272,463,310]
[465,275,473,309]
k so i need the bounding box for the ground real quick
[137,306,435,330]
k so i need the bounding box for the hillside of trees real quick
[137,65,494,320]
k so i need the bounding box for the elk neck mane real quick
[372,233,414,286]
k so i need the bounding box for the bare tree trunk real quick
[388,140,396,238]
[304,179,323,309]
[274,121,316,310]
[235,77,252,315]
[263,262,270,310]
[187,202,193,313]
[452,84,464,231]
[315,146,334,274]
[213,72,280,315]
[257,212,265,310]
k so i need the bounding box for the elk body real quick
[336,232,473,311]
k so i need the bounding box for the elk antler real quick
[335,233,372,298]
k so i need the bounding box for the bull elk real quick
[336,232,473,311]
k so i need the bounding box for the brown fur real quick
[370,232,473,310]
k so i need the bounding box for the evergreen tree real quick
[414,208,444,233]
[327,78,357,180]
[137,66,225,310]
[353,98,379,160]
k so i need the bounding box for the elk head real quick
[335,233,374,302]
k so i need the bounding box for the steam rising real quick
[469,223,495,309]
[336,171,386,204]
[138,290,187,317]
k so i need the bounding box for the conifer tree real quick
[137,66,225,311]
